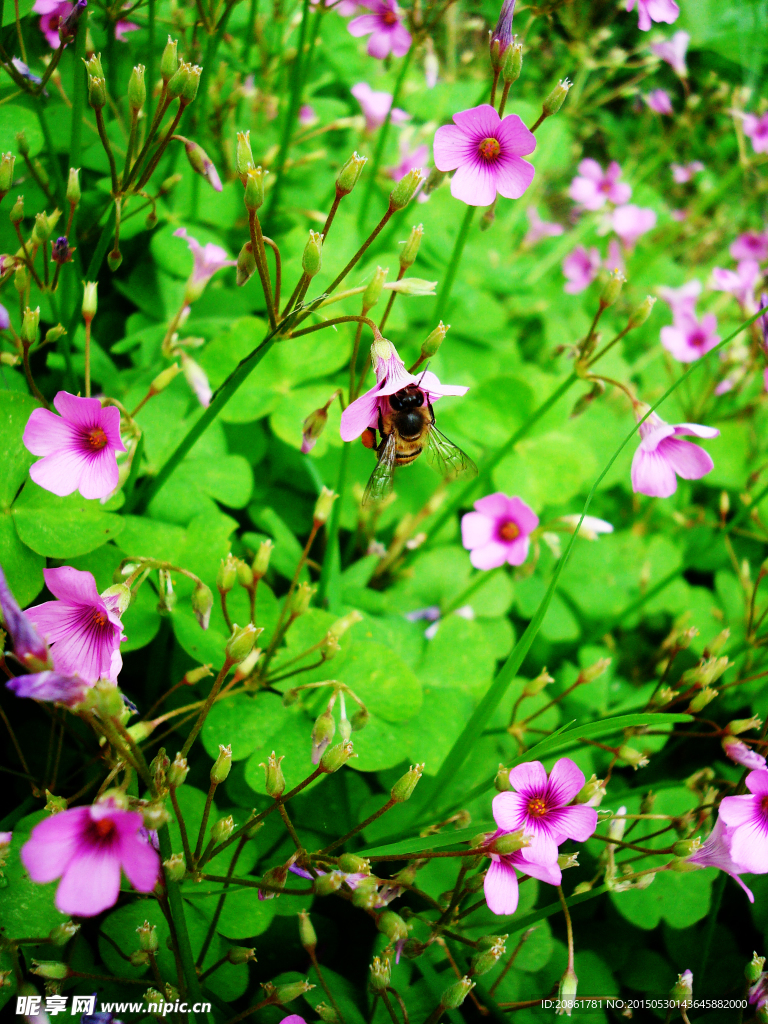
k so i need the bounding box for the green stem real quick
[32,94,66,204]
[698,872,725,979]
[180,659,233,758]
[317,442,349,610]
[242,0,259,65]
[94,106,119,196]
[146,0,156,126]
[434,204,475,322]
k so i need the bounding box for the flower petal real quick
[23,407,78,456]
[492,791,529,832]
[506,496,539,534]
[631,446,678,498]
[745,769,768,796]
[510,850,562,886]
[470,540,511,570]
[367,29,393,59]
[389,21,412,56]
[55,845,122,916]
[508,760,548,797]
[119,833,161,892]
[340,388,380,441]
[484,857,519,915]
[450,159,497,207]
[52,391,105,430]
[504,536,530,566]
[496,114,537,157]
[433,125,473,172]
[29,449,87,497]
[347,13,380,34]
[21,807,90,882]
[43,567,101,606]
[546,757,585,806]
[657,437,714,481]
[494,154,535,200]
[76,449,120,500]
[452,104,501,138]
[461,510,495,549]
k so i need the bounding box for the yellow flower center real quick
[478,137,501,161]
[86,427,108,451]
[499,521,520,541]
[527,797,548,818]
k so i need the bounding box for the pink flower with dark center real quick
[650,30,689,76]
[569,159,631,211]
[347,0,411,59]
[21,799,160,916]
[351,82,410,132]
[484,829,562,916]
[562,245,601,293]
[631,409,719,498]
[743,113,768,155]
[340,337,468,442]
[718,768,768,874]
[645,89,673,115]
[670,161,704,183]
[730,231,768,263]
[174,227,237,304]
[25,567,126,683]
[658,279,701,318]
[433,104,536,207]
[524,206,564,245]
[711,259,761,311]
[625,0,679,32]
[660,311,720,362]
[33,0,72,47]
[461,493,538,570]
[491,758,598,868]
[612,204,657,250]
[23,392,125,500]
[686,817,754,901]
[722,736,767,772]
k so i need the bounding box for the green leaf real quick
[12,481,125,558]
[0,813,69,940]
[0,513,44,606]
[335,640,422,722]
[201,691,287,762]
[2,0,35,28]
[0,391,40,508]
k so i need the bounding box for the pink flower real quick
[433,104,536,207]
[340,337,468,442]
[645,89,673,115]
[114,19,139,41]
[670,161,704,183]
[173,227,237,304]
[461,493,538,570]
[351,82,410,132]
[650,30,689,76]
[23,392,125,501]
[180,352,212,408]
[21,799,160,916]
[0,564,49,669]
[569,159,631,211]
[347,0,411,60]
[658,279,701,318]
[524,206,564,245]
[388,139,430,183]
[484,830,562,916]
[711,259,761,311]
[722,736,767,772]
[298,104,317,126]
[491,758,598,868]
[604,238,626,275]
[612,204,656,250]
[687,817,754,902]
[631,410,719,498]
[33,0,71,47]
[660,311,720,362]
[25,567,126,683]
[730,231,768,263]
[715,378,734,396]
[719,769,768,874]
[625,0,679,32]
[562,245,601,293]
[743,113,768,154]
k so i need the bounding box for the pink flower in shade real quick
[625,0,679,32]
[25,567,125,684]
[433,104,536,207]
[671,208,687,222]
[298,104,317,126]
[21,799,160,916]
[722,736,767,772]
[743,113,768,155]
[173,227,237,304]
[524,206,565,245]
[0,565,48,669]
[388,140,430,182]
[612,204,657,251]
[718,769,768,874]
[715,378,734,396]
[562,245,601,294]
[491,758,598,870]
[631,410,719,498]
[711,259,761,311]
[114,19,139,41]
[23,392,125,501]
[484,829,562,916]
[660,311,720,362]
[461,493,538,570]
[347,0,412,60]
[671,161,704,183]
[650,30,689,76]
[340,337,468,442]
[351,82,410,132]
[658,279,701,318]
[569,159,631,211]
[645,89,673,115]
[686,817,754,901]
[33,0,72,47]
[730,231,768,263]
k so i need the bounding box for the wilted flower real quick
[660,311,720,362]
[569,159,631,210]
[722,736,767,772]
[351,82,410,131]
[645,89,673,115]
[625,0,679,32]
[612,204,657,250]
[730,231,768,263]
[670,161,704,183]
[461,493,538,570]
[347,0,411,59]
[559,515,614,540]
[562,245,601,294]
[524,206,564,245]
[742,112,768,154]
[631,408,719,498]
[180,351,212,408]
[173,227,237,304]
[650,30,689,76]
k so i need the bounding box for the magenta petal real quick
[658,438,713,481]
[520,829,559,865]
[23,407,77,456]
[510,850,562,886]
[434,124,474,172]
[470,540,511,570]
[461,510,495,549]
[450,160,497,207]
[367,29,392,59]
[508,759,548,796]
[30,449,88,497]
[494,155,535,200]
[496,114,536,157]
[504,536,530,566]
[631,447,678,498]
[53,392,104,429]
[474,492,515,518]
[78,450,120,500]
[506,496,539,533]
[119,834,160,892]
[55,846,122,916]
[719,795,756,827]
[559,804,598,841]
[577,158,603,181]
[746,769,768,796]
[340,388,380,441]
[546,757,585,806]
[452,104,501,137]
[728,819,768,874]
[21,807,90,882]
[347,12,379,34]
[484,857,519,915]
[43,567,101,605]
[492,791,528,832]
[390,21,412,55]
[670,423,720,440]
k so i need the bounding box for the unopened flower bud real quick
[184,665,213,685]
[211,744,232,784]
[423,167,445,195]
[237,241,257,287]
[236,560,254,590]
[88,75,107,109]
[236,130,256,183]
[316,1004,340,1023]
[442,977,474,1009]
[315,870,344,896]
[617,745,649,769]
[543,78,572,117]
[137,921,159,952]
[491,829,529,855]
[579,657,611,683]
[31,961,69,980]
[495,764,511,792]
[687,687,717,713]
[320,740,356,773]
[524,667,554,696]
[389,168,424,210]
[471,936,506,975]
[83,53,104,79]
[328,610,363,640]
[10,194,24,224]
[128,65,146,111]
[244,167,266,211]
[313,486,338,525]
[670,970,693,1005]
[302,230,323,278]
[21,306,40,346]
[336,152,367,196]
[726,716,762,735]
[217,554,237,595]
[297,910,317,952]
[290,582,314,618]
[210,815,235,843]
[557,966,578,1011]
[273,980,315,1004]
[501,39,523,85]
[227,946,256,964]
[673,837,701,858]
[378,910,408,945]
[166,61,191,100]
[628,295,656,328]
[253,539,273,579]
[399,223,423,269]
[82,281,98,320]
[181,137,221,191]
[0,153,15,196]
[150,363,182,396]
[576,774,606,806]
[391,763,423,803]
[370,955,391,991]
[311,709,335,764]
[363,265,388,310]
[350,705,369,731]
[746,953,766,984]
[705,628,730,656]
[419,321,448,361]
[181,65,202,104]
[160,36,179,81]
[48,922,79,946]
[168,754,189,789]
[260,751,285,797]
[600,269,625,308]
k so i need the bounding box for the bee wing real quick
[425,423,478,481]
[363,431,398,506]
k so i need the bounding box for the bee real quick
[361,383,477,505]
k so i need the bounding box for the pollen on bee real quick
[361,428,377,450]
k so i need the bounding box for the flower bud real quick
[378,910,408,945]
[617,745,649,769]
[320,740,356,773]
[419,320,449,360]
[227,946,256,964]
[93,679,124,718]
[726,716,762,735]
[576,775,606,806]
[315,870,344,896]
[244,167,266,211]
[88,75,107,109]
[495,764,511,792]
[211,744,232,783]
[705,628,730,656]
[442,977,474,1009]
[10,194,24,224]
[82,281,98,321]
[471,935,506,976]
[184,666,213,685]
[579,657,611,683]
[260,751,286,797]
[236,130,256,183]
[670,970,693,1005]
[128,721,157,745]
[491,829,529,855]
[83,53,104,79]
[48,922,79,946]
[253,539,273,579]
[210,815,235,843]
[350,706,369,731]
[33,210,56,242]
[21,306,40,346]
[672,837,701,858]
[302,230,323,278]
[290,582,314,619]
[181,137,222,192]
[166,61,191,100]
[298,910,317,952]
[137,921,159,952]
[627,295,656,328]
[31,961,69,980]
[168,753,189,788]
[370,955,391,991]
[236,241,258,287]
[746,953,766,984]
[557,966,578,1011]
[600,269,625,308]
[145,989,164,1013]
[227,622,258,664]
[316,1004,340,1023]
[391,763,424,803]
[542,78,572,117]
[687,687,717,713]
[273,980,315,1004]
[338,853,370,874]
[309,487,338,527]
[0,153,15,197]
[336,152,367,196]
[389,168,424,211]
[501,38,523,84]
[160,36,179,81]
[328,610,363,640]
[399,224,423,270]
[181,65,202,105]
[44,791,67,814]
[524,667,554,696]
[128,65,146,112]
[311,709,336,764]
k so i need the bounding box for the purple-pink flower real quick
[711,259,760,311]
[298,104,317,126]
[461,493,538,570]
[23,392,125,501]
[660,311,720,363]
[25,567,125,683]
[719,769,768,874]
[612,204,657,250]
[21,799,160,916]
[658,279,701,318]
[645,89,673,115]
[670,161,704,184]
[686,817,754,902]
[524,206,564,245]
[562,245,601,294]
[180,352,212,408]
[625,0,679,32]
[650,30,689,76]
[730,231,768,263]
[722,736,767,772]
[569,159,631,211]
[484,829,562,916]
[743,112,768,155]
[433,104,536,207]
[631,410,719,498]
[33,0,72,47]
[387,139,430,184]
[351,82,410,132]
[347,0,411,59]
[174,227,237,304]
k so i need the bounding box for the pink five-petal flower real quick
[645,88,673,115]
[351,82,410,132]
[657,279,701,318]
[340,337,468,442]
[492,758,598,869]
[461,493,538,570]
[24,567,125,683]
[23,392,126,501]
[174,227,237,304]
[730,231,768,263]
[718,768,768,874]
[562,245,601,294]
[433,104,536,207]
[711,259,760,311]
[21,799,160,916]
[631,410,719,499]
[484,834,562,916]
[670,161,704,183]
[568,158,631,211]
[347,0,411,59]
[660,311,720,362]
[612,204,657,250]
[33,0,71,47]
[743,113,768,155]
[650,30,689,76]
[524,206,564,245]
[686,817,754,901]
[722,736,767,772]
[625,0,679,32]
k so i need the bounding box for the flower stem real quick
[557,886,575,972]
[317,442,349,610]
[180,659,234,759]
[434,204,475,323]
[319,797,396,855]
[94,107,119,196]
[84,319,92,397]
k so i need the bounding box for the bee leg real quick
[377,407,386,434]
[428,400,436,425]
